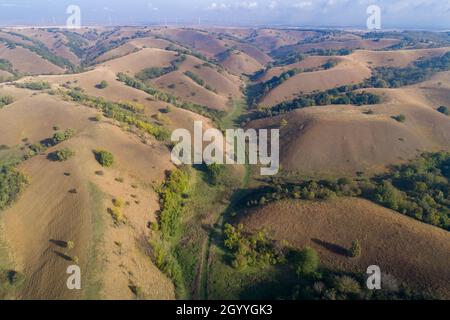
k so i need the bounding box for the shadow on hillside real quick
[49,239,68,248]
[238,266,297,299]
[53,251,72,261]
[312,238,349,257]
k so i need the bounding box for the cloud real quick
[206,1,259,11]
[268,1,278,9]
[147,3,159,11]
[292,1,313,9]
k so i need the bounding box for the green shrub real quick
[52,128,76,145]
[184,71,205,86]
[349,240,361,258]
[112,198,124,208]
[257,87,381,118]
[67,241,75,250]
[0,95,14,107]
[95,80,108,89]
[0,59,13,72]
[15,81,51,90]
[65,89,170,141]
[437,106,449,116]
[136,55,186,82]
[0,270,25,297]
[0,165,27,211]
[293,247,319,276]
[334,275,361,295]
[53,148,75,162]
[205,163,226,185]
[157,169,189,238]
[109,207,126,224]
[393,114,406,123]
[137,67,171,80]
[224,223,282,269]
[94,150,114,167]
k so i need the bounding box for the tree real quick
[94,150,114,167]
[67,241,75,250]
[96,80,108,89]
[0,95,14,107]
[280,119,288,128]
[52,128,76,145]
[334,275,361,295]
[437,106,449,116]
[294,247,319,276]
[52,131,67,144]
[206,163,225,185]
[109,207,125,224]
[53,148,75,162]
[0,166,27,211]
[112,198,124,208]
[393,114,406,123]
[349,240,361,258]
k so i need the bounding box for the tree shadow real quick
[40,138,55,148]
[312,238,349,257]
[53,250,72,261]
[239,266,297,299]
[47,152,59,162]
[49,239,68,248]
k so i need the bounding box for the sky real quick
[0,0,449,29]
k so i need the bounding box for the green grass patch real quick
[83,182,106,300]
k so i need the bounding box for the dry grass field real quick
[0,26,449,300]
[0,89,175,299]
[250,85,450,177]
[238,198,450,298]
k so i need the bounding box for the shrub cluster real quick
[224,223,284,269]
[136,54,186,81]
[0,165,27,211]
[242,152,450,230]
[52,148,75,162]
[0,95,14,107]
[364,52,450,88]
[15,81,51,90]
[66,89,170,141]
[117,73,225,127]
[256,85,380,118]
[156,169,189,238]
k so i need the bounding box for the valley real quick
[0,26,449,300]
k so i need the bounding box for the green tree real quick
[54,148,75,162]
[0,95,14,107]
[393,114,406,123]
[206,163,226,185]
[96,80,108,89]
[67,241,75,250]
[294,247,319,276]
[437,106,449,116]
[349,240,361,258]
[334,275,361,295]
[94,150,114,167]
